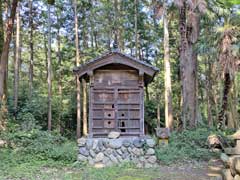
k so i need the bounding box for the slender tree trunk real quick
[57,20,62,133]
[206,57,213,127]
[82,79,87,136]
[13,2,20,117]
[218,73,231,129]
[47,4,52,131]
[0,0,3,54]
[74,0,81,138]
[179,2,187,129]
[28,0,33,98]
[134,0,139,57]
[163,1,173,130]
[0,0,18,102]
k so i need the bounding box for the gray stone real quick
[127,147,132,153]
[148,156,157,164]
[133,138,145,148]
[77,138,87,147]
[122,152,130,160]
[116,154,123,162]
[78,154,88,161]
[89,159,95,166]
[145,163,153,168]
[79,147,89,156]
[90,149,96,158]
[92,139,98,150]
[98,140,104,150]
[108,131,120,139]
[121,146,127,152]
[86,139,93,149]
[146,139,156,148]
[95,146,101,153]
[146,148,155,155]
[136,162,143,168]
[132,148,143,156]
[95,152,104,162]
[108,139,122,149]
[109,154,119,163]
[116,149,123,155]
[122,139,131,147]
[105,148,113,156]
[103,139,109,148]
[102,156,110,164]
[139,156,145,162]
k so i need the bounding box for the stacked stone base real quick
[77,137,158,168]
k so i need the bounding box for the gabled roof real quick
[73,50,159,84]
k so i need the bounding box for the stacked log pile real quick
[220,130,240,180]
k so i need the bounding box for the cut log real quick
[234,175,240,180]
[233,157,240,175]
[222,169,234,180]
[221,153,230,166]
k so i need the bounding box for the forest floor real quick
[0,160,209,180]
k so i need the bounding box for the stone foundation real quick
[77,136,158,168]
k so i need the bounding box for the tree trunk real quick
[178,2,197,129]
[0,0,3,54]
[57,17,62,133]
[134,0,139,57]
[47,3,52,131]
[218,73,232,129]
[163,0,173,130]
[206,56,213,127]
[82,78,87,136]
[13,2,20,117]
[0,0,18,102]
[28,0,33,98]
[74,0,81,138]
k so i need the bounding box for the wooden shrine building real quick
[73,50,159,137]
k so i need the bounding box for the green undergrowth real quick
[155,127,233,164]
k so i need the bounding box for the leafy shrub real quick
[1,129,77,163]
[155,127,226,164]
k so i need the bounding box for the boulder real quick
[77,138,87,147]
[92,139,98,150]
[146,148,155,155]
[109,154,119,163]
[89,149,96,158]
[108,139,122,149]
[78,154,88,161]
[132,148,143,156]
[148,156,157,164]
[108,131,120,139]
[122,139,131,147]
[0,139,6,148]
[79,147,89,156]
[95,152,104,162]
[86,139,93,149]
[133,138,144,148]
[146,139,156,148]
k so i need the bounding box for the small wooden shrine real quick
[73,50,159,137]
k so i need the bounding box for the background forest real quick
[0,0,239,179]
[0,0,239,135]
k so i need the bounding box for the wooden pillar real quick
[139,70,144,136]
[76,75,81,138]
[88,71,94,137]
[82,78,88,136]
